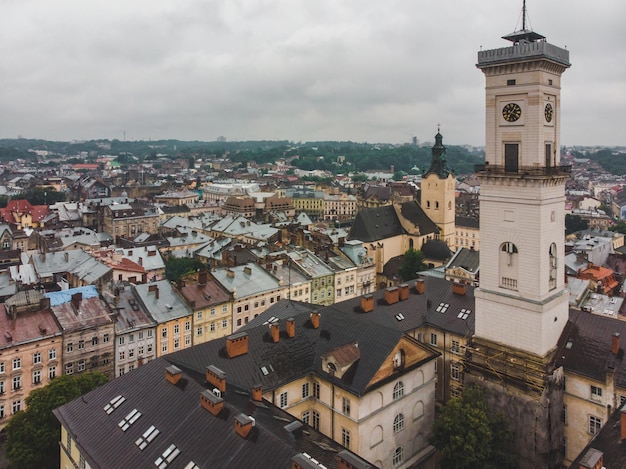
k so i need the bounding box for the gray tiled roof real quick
[134,280,192,324]
[212,263,282,298]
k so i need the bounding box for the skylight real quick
[104,395,126,414]
[119,408,142,432]
[183,463,200,469]
[136,425,160,450]
[395,313,405,321]
[436,303,449,314]
[155,444,181,469]
[457,309,471,320]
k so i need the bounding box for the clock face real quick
[545,103,553,122]
[502,103,522,122]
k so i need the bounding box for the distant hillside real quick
[0,138,484,176]
[574,148,626,176]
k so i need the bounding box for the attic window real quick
[260,364,274,376]
[457,309,471,320]
[395,313,405,321]
[436,303,449,314]
[183,463,200,469]
[104,395,126,414]
[136,425,160,450]
[155,444,181,468]
[119,408,142,431]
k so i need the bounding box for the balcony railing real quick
[475,164,572,177]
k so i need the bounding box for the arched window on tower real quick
[549,243,557,290]
[426,200,431,208]
[499,242,519,290]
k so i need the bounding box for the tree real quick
[398,248,427,281]
[12,187,66,205]
[610,221,626,234]
[565,213,589,235]
[5,372,108,469]
[430,386,516,469]
[165,257,205,281]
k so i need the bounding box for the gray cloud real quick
[1,0,624,146]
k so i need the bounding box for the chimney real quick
[251,384,263,402]
[244,266,252,275]
[612,332,621,355]
[361,294,374,313]
[227,269,235,278]
[148,284,159,299]
[337,450,372,469]
[198,271,208,285]
[64,251,69,262]
[234,414,255,438]
[225,332,248,358]
[415,278,425,294]
[398,283,409,301]
[270,323,280,343]
[71,292,83,311]
[205,365,227,393]
[621,407,626,441]
[286,318,295,338]
[200,389,224,416]
[310,311,320,329]
[385,286,399,305]
[165,365,183,385]
[452,282,467,296]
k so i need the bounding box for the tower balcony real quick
[474,163,571,178]
[477,41,570,69]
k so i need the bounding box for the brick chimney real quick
[286,318,295,338]
[251,384,263,402]
[385,286,399,305]
[270,323,280,343]
[452,282,467,296]
[165,365,183,385]
[148,284,159,299]
[225,332,248,358]
[198,271,208,285]
[234,414,255,438]
[612,332,620,355]
[205,365,227,393]
[361,294,374,313]
[415,278,425,294]
[621,407,626,441]
[200,389,224,416]
[398,283,409,301]
[310,311,320,329]
[71,292,83,311]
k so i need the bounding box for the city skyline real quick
[2,0,624,146]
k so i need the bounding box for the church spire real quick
[424,127,451,179]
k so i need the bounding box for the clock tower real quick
[466,4,571,468]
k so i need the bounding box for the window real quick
[507,79,516,86]
[174,324,180,335]
[430,333,437,346]
[119,351,125,361]
[591,385,602,401]
[302,383,310,399]
[103,334,110,343]
[78,340,85,350]
[138,332,144,340]
[147,330,153,338]
[12,358,21,370]
[174,339,180,350]
[311,410,320,430]
[0,405,4,419]
[11,399,22,414]
[222,305,228,313]
[561,405,567,424]
[197,327,203,336]
[0,381,4,394]
[33,352,42,365]
[393,413,405,433]
[589,415,602,435]
[393,381,404,400]
[393,447,404,466]
[162,343,168,353]
[279,391,288,408]
[33,370,41,384]
[342,397,351,416]
[49,366,56,380]
[451,362,461,381]
[313,382,320,399]
[77,360,86,372]
[342,428,351,449]
[197,311,203,320]
[129,348,135,359]
[185,321,191,331]
[92,336,99,346]
[210,323,216,332]
[12,376,21,391]
[504,143,519,173]
[0,362,4,373]
[185,335,191,346]
[237,319,242,327]
[549,243,557,289]
[451,340,460,354]
[119,337,125,345]
[222,319,228,329]
[161,328,167,338]
[129,334,135,343]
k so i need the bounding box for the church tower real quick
[420,130,456,248]
[466,4,571,468]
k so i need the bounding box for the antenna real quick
[522,0,527,31]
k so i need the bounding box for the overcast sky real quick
[1,1,624,146]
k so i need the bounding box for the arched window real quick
[393,381,404,400]
[393,413,405,433]
[549,243,557,289]
[426,200,431,208]
[409,238,414,249]
[499,242,519,290]
[393,447,404,467]
[448,200,452,210]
